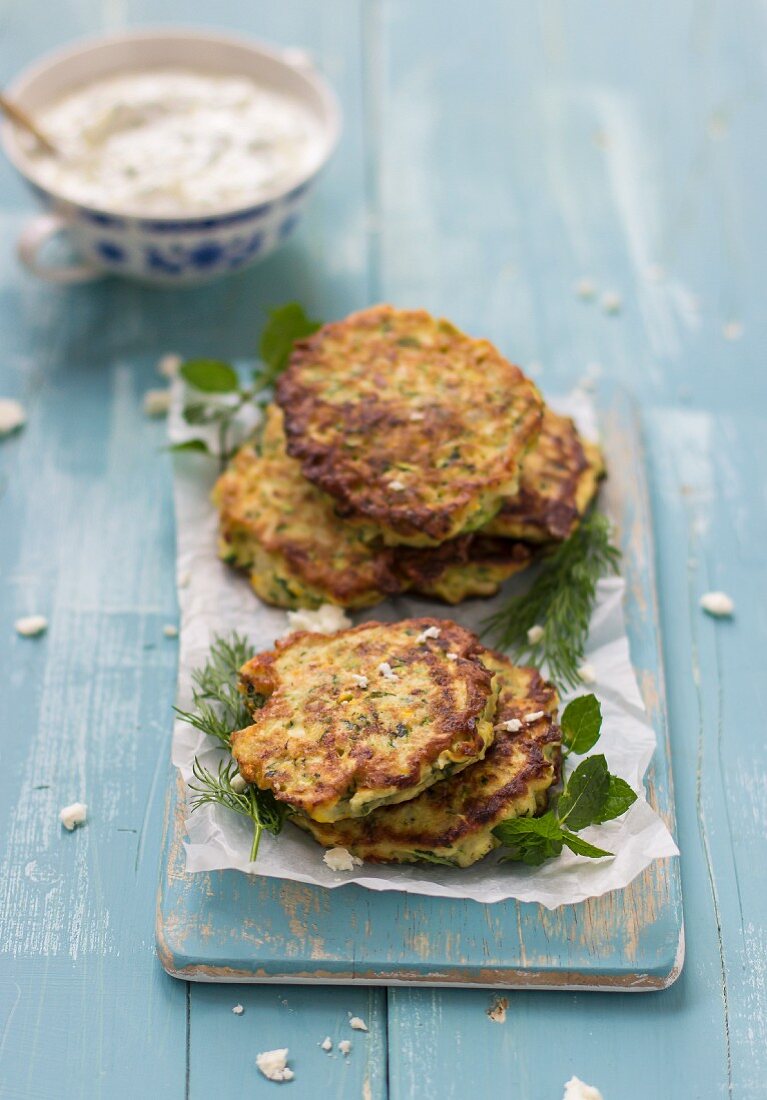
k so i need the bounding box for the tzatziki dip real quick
[29,69,320,216]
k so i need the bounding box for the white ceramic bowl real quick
[1,29,341,285]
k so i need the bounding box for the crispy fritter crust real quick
[231,618,498,822]
[396,536,534,603]
[484,409,605,542]
[276,304,543,546]
[295,651,561,866]
[212,405,401,609]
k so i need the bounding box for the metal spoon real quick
[0,93,57,155]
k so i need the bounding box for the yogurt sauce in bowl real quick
[30,68,321,216]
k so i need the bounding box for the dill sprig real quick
[483,511,621,688]
[174,632,254,748]
[189,757,285,862]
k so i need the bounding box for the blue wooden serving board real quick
[156,384,683,989]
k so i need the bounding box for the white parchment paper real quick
[168,387,678,907]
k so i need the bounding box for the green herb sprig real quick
[492,694,637,866]
[189,757,285,862]
[177,634,283,862]
[483,511,620,689]
[170,302,321,466]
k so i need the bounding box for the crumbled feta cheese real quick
[574,277,596,300]
[286,603,351,635]
[498,718,523,733]
[157,352,183,379]
[60,802,87,830]
[563,1076,603,1100]
[163,623,179,638]
[523,710,545,723]
[388,479,406,491]
[349,1016,368,1031]
[323,847,362,872]
[338,1040,352,1055]
[601,290,622,314]
[723,320,743,341]
[256,1049,294,1082]
[416,626,441,643]
[320,1036,333,1052]
[578,663,597,684]
[15,615,48,637]
[409,411,425,421]
[700,591,734,617]
[526,624,544,645]
[230,773,248,794]
[446,652,458,661]
[351,674,369,688]
[0,397,26,436]
[377,661,398,681]
[143,388,172,417]
[486,996,508,1023]
[232,1004,244,1015]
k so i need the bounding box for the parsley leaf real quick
[557,754,611,831]
[257,302,321,389]
[561,693,602,756]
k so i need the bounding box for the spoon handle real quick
[0,94,57,155]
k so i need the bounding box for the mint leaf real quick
[168,439,210,454]
[561,693,602,755]
[257,302,321,387]
[593,775,637,823]
[493,812,565,865]
[180,359,239,393]
[561,830,613,859]
[557,754,610,830]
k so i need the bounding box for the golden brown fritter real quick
[484,409,604,542]
[395,536,534,603]
[295,653,561,866]
[276,304,543,546]
[212,405,401,609]
[231,618,499,823]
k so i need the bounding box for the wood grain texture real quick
[0,0,765,1096]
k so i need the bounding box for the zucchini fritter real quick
[295,653,561,866]
[231,618,499,823]
[212,405,401,609]
[484,409,604,542]
[396,536,533,604]
[276,304,543,547]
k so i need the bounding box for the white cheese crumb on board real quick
[15,615,48,637]
[349,1016,368,1031]
[577,663,597,684]
[563,1076,604,1100]
[320,1036,333,1052]
[157,352,183,379]
[323,847,362,872]
[231,1004,244,1015]
[256,1049,294,1082]
[574,277,597,300]
[230,773,248,794]
[286,604,351,635]
[143,388,172,417]
[60,802,87,830]
[700,591,734,617]
[0,397,26,436]
[338,1040,352,1055]
[601,290,622,314]
[163,624,179,638]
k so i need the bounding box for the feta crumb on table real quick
[15,615,48,637]
[163,624,178,638]
[143,388,172,417]
[286,603,351,635]
[700,591,734,617]
[323,847,362,872]
[600,290,622,314]
[230,773,248,794]
[320,1036,333,1052]
[338,1040,352,1055]
[563,1076,604,1100]
[574,277,596,300]
[577,663,597,684]
[231,1004,244,1015]
[349,1016,368,1031]
[0,397,26,436]
[256,1048,294,1082]
[157,352,183,379]
[60,802,87,831]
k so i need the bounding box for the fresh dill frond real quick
[189,757,285,862]
[483,511,621,688]
[174,632,255,749]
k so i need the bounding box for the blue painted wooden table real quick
[0,2,765,1097]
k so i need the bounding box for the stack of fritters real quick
[213,304,604,609]
[230,617,562,867]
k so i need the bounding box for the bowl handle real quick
[18,213,103,283]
